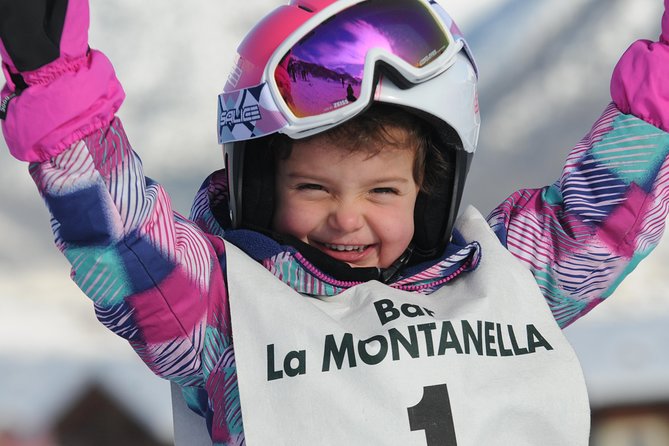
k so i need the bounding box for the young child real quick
[1,0,668,445]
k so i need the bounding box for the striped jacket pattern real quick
[27,100,669,444]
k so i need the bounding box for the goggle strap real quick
[218,83,288,144]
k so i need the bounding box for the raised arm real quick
[488,2,669,328]
[0,0,234,417]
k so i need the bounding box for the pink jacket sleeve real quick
[489,4,669,328]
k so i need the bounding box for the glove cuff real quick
[1,49,125,162]
[610,39,669,133]
[21,54,89,86]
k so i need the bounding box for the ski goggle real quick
[218,0,464,143]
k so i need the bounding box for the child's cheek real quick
[273,202,313,240]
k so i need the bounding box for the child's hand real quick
[0,0,123,163]
[610,0,669,132]
[0,0,89,77]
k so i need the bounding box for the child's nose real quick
[328,200,364,232]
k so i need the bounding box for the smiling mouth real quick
[322,243,368,253]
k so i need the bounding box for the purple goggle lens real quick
[274,0,450,118]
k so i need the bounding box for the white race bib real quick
[227,206,590,445]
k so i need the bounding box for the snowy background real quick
[1,0,667,442]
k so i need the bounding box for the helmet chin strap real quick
[379,245,415,283]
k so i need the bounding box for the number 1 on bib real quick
[407,384,458,445]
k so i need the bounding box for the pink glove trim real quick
[1,49,125,162]
[60,0,90,60]
[22,54,88,86]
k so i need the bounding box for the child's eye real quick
[296,183,326,191]
[371,187,399,195]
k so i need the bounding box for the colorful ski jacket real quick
[28,97,669,446]
[2,6,668,446]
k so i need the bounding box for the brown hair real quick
[271,104,453,195]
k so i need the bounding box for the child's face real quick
[272,131,420,269]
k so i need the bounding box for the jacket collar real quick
[224,228,480,297]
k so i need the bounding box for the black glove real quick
[0,0,89,75]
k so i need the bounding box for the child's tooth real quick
[326,243,365,252]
